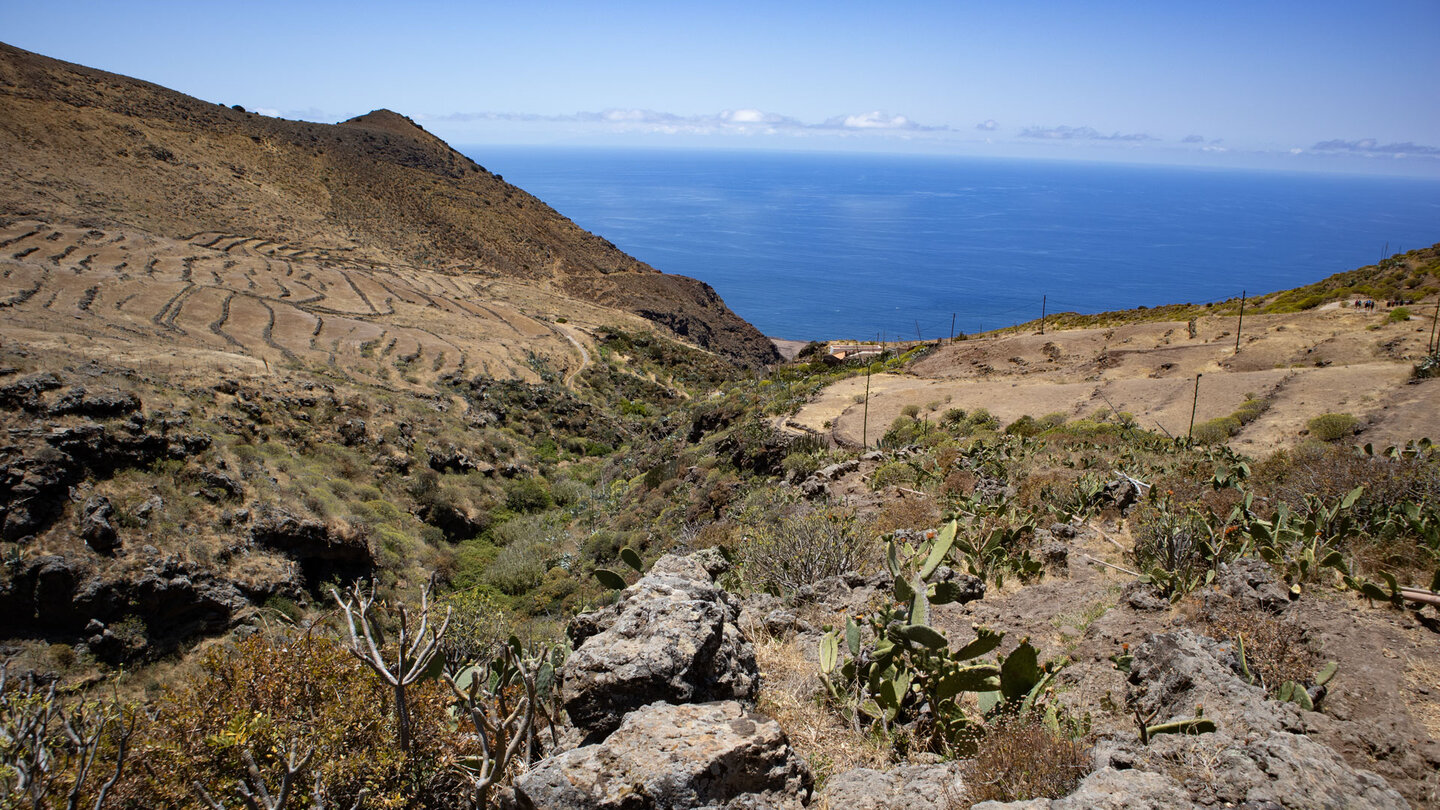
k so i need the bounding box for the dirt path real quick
[555,322,592,388]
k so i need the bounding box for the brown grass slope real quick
[0,41,778,367]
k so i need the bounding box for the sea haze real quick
[468,148,1440,341]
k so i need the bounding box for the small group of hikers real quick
[1352,297,1415,311]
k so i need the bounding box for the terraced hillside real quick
[790,252,1440,452]
[0,41,779,368]
[0,219,614,387]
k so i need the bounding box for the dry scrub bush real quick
[732,492,877,595]
[869,495,941,537]
[1198,603,1318,693]
[956,713,1090,805]
[1255,443,1440,520]
[114,631,463,808]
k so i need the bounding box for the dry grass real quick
[750,629,890,788]
[1197,602,1319,692]
[1405,658,1440,742]
[954,713,1091,805]
[869,494,941,536]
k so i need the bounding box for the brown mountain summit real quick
[0,41,779,370]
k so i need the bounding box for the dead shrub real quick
[1198,602,1318,692]
[870,495,941,536]
[957,713,1090,805]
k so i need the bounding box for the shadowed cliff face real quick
[0,41,779,367]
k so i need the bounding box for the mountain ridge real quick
[0,40,779,367]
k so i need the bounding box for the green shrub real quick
[1005,415,1042,438]
[901,404,921,419]
[880,416,934,448]
[1038,412,1068,431]
[1192,416,1240,444]
[871,460,914,489]
[550,478,590,507]
[485,534,556,595]
[447,538,499,590]
[505,477,553,512]
[1307,413,1358,442]
[968,408,1000,431]
[1387,306,1411,323]
[1130,506,1221,599]
[782,449,826,480]
[1233,398,1269,425]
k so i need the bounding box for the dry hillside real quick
[793,286,1439,452]
[0,41,779,370]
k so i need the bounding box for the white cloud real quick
[1020,125,1156,142]
[722,108,767,123]
[1311,138,1440,158]
[434,107,945,136]
[976,119,998,131]
[837,111,914,129]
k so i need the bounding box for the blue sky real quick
[3,0,1438,174]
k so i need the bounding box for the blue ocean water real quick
[467,148,1440,341]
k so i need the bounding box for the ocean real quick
[466,148,1440,341]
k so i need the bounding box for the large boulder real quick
[78,495,119,554]
[562,549,759,738]
[510,700,811,810]
[819,762,963,809]
[1124,631,1405,810]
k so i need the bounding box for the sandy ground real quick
[792,306,1439,451]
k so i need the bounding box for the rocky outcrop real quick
[1204,557,1291,614]
[250,504,373,586]
[0,553,250,662]
[972,768,1194,810]
[0,411,210,541]
[1121,630,1404,809]
[0,372,63,410]
[513,550,808,809]
[78,495,119,554]
[562,548,759,739]
[510,700,810,810]
[979,629,1406,809]
[818,762,963,810]
[46,386,142,418]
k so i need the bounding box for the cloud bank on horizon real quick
[2,0,1437,175]
[428,107,943,135]
[397,106,1438,172]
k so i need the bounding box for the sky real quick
[3,0,1438,175]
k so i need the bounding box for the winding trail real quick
[555,323,591,388]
